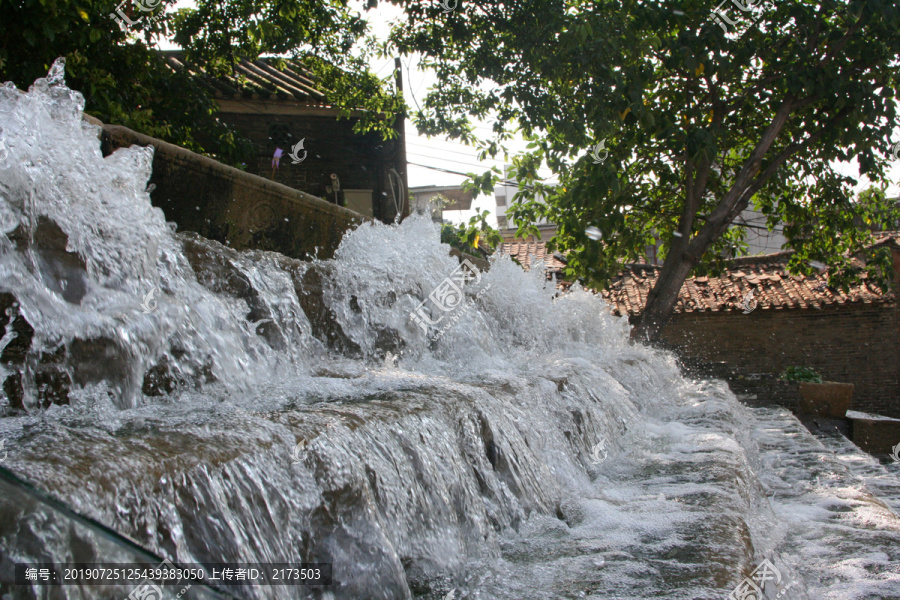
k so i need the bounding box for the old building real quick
[161,51,408,223]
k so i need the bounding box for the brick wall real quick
[656,304,900,418]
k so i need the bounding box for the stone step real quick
[751,407,900,600]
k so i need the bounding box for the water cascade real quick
[1,61,899,600]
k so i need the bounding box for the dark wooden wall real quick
[217,111,405,223]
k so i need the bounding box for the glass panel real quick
[0,466,236,600]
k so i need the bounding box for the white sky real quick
[357,1,525,224]
[158,1,899,226]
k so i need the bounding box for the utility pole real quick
[394,57,409,220]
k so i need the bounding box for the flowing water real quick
[0,61,899,600]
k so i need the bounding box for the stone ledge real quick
[847,411,900,455]
[99,123,368,260]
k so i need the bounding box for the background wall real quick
[655,305,900,418]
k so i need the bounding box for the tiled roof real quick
[502,234,899,316]
[161,51,329,104]
[501,241,568,272]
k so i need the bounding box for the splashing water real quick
[0,61,899,600]
[0,59,319,411]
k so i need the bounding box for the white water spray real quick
[0,61,898,600]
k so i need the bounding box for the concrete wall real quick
[657,304,900,418]
[100,124,368,260]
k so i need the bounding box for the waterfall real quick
[1,61,898,600]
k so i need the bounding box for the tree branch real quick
[728,105,854,220]
[819,8,865,68]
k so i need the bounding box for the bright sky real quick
[355,1,528,225]
[158,1,899,226]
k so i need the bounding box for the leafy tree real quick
[387,0,900,342]
[852,186,900,232]
[440,222,470,253]
[441,210,504,257]
[0,0,402,165]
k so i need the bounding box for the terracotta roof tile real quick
[501,241,568,272]
[502,234,900,316]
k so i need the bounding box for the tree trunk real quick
[629,97,801,344]
[629,251,697,344]
[630,156,708,344]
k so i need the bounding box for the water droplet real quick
[47,57,67,86]
[585,226,602,240]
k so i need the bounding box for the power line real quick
[407,137,509,157]
[406,151,504,171]
[374,59,394,77]
[735,216,785,234]
[407,140,505,160]
[407,162,480,177]
[408,162,792,240]
[408,134,506,150]
[406,162,519,186]
[403,58,424,114]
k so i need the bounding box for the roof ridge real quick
[504,231,900,270]
[157,50,330,103]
